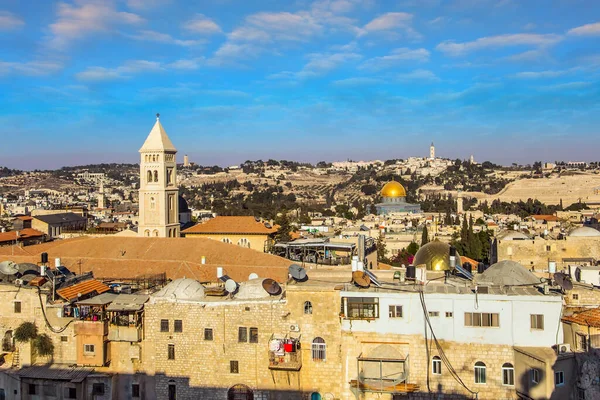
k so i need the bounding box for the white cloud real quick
[167,58,204,70]
[76,60,163,81]
[183,14,222,35]
[296,52,362,78]
[48,0,144,49]
[127,30,204,46]
[126,0,171,10]
[331,77,384,86]
[523,22,536,31]
[397,69,440,82]
[512,69,571,79]
[567,22,600,36]
[0,11,24,30]
[0,60,63,76]
[505,48,550,62]
[358,12,419,38]
[436,33,562,56]
[538,81,592,91]
[359,47,430,70]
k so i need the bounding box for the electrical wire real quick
[36,287,75,334]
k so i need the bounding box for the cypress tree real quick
[421,226,429,245]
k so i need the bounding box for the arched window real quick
[432,356,442,375]
[502,363,514,386]
[227,384,253,400]
[304,301,313,315]
[474,361,486,384]
[237,238,249,247]
[150,197,156,210]
[144,230,150,237]
[310,393,321,400]
[222,238,232,244]
[153,230,159,237]
[154,170,158,182]
[147,170,152,183]
[312,337,326,361]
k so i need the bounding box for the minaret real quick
[430,142,435,159]
[138,114,180,238]
[183,154,190,167]
[97,180,106,209]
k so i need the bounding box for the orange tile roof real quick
[183,216,277,235]
[562,308,600,328]
[0,228,45,244]
[0,236,292,283]
[16,216,33,221]
[461,256,478,269]
[56,279,110,302]
[532,215,560,221]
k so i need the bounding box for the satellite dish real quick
[262,278,282,295]
[352,271,371,288]
[554,272,573,291]
[0,261,19,275]
[289,264,307,282]
[225,279,238,293]
[248,273,259,280]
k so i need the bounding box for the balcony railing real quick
[269,349,302,371]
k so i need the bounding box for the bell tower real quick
[138,114,180,238]
[429,142,435,160]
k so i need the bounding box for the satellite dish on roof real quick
[249,273,259,280]
[225,279,238,293]
[262,278,282,295]
[289,264,307,282]
[0,261,19,275]
[352,271,371,288]
[554,272,573,291]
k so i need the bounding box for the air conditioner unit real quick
[14,279,24,286]
[289,324,300,332]
[558,344,571,353]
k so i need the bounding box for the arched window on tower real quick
[147,170,152,183]
[304,301,313,315]
[150,197,156,210]
[144,230,150,237]
[154,170,158,182]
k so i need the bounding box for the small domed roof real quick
[497,230,530,240]
[479,260,540,286]
[381,180,406,198]
[569,226,600,237]
[153,278,204,301]
[178,196,190,212]
[413,241,460,271]
[235,278,273,299]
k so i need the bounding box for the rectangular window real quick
[84,344,95,354]
[531,314,544,330]
[555,371,565,387]
[502,366,515,386]
[531,368,540,384]
[28,384,36,395]
[230,360,239,373]
[573,294,579,300]
[174,320,183,333]
[14,301,21,314]
[168,344,175,360]
[168,384,176,400]
[389,305,403,318]
[238,327,248,343]
[428,311,440,317]
[474,365,486,384]
[432,358,442,375]
[464,312,499,327]
[92,383,105,395]
[66,387,77,399]
[160,319,169,332]
[445,312,453,318]
[61,336,68,342]
[578,387,586,400]
[578,334,588,351]
[43,385,56,397]
[249,327,258,343]
[204,328,213,341]
[344,297,379,319]
[132,384,140,398]
[546,245,551,251]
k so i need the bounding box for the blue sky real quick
[1,0,600,169]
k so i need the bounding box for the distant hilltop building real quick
[375,180,421,215]
[183,154,190,167]
[429,142,435,160]
[138,114,180,238]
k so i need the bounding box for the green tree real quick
[406,241,420,256]
[274,213,292,242]
[421,226,429,245]
[376,236,388,263]
[14,322,37,343]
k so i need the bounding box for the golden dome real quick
[381,180,407,198]
[413,241,460,271]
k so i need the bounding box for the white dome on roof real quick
[498,230,529,240]
[153,278,205,301]
[569,227,600,237]
[236,278,271,299]
[479,260,541,286]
